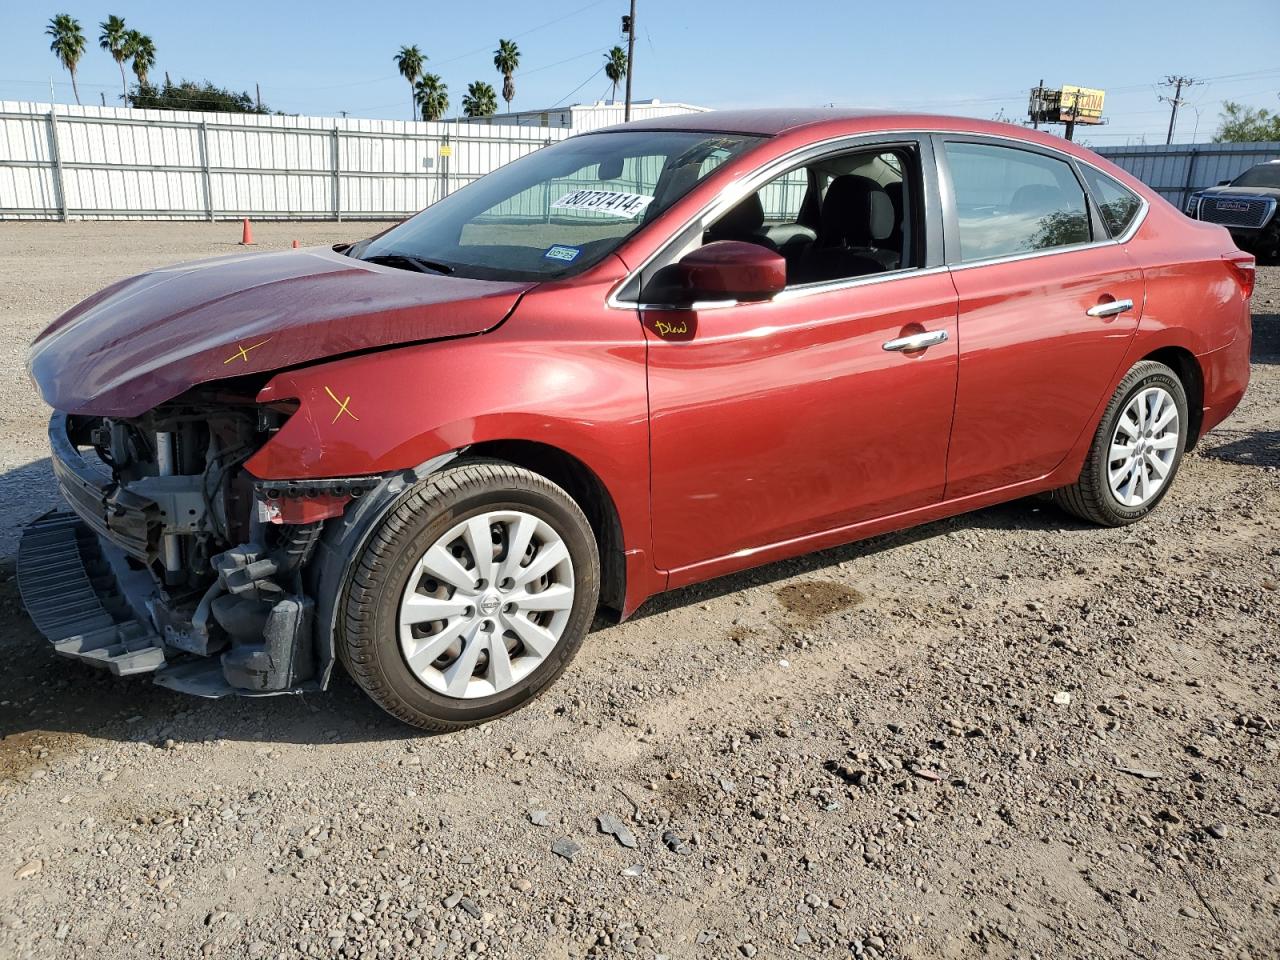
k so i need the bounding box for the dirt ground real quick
[0,220,1277,960]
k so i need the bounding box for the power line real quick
[549,65,604,109]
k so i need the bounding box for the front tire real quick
[340,462,600,731]
[1056,360,1189,527]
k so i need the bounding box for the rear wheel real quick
[340,462,599,731]
[1056,360,1189,526]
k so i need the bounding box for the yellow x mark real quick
[223,338,271,365]
[324,385,359,424]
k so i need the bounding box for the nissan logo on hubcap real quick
[478,594,501,616]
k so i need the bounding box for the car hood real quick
[28,247,534,417]
[1199,185,1280,199]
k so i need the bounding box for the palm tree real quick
[46,14,86,105]
[604,46,628,104]
[462,81,498,119]
[493,39,519,112]
[414,74,449,121]
[98,15,130,102]
[124,30,156,88]
[393,45,426,120]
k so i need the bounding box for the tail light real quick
[1223,251,1256,299]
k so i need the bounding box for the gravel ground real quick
[0,222,1277,960]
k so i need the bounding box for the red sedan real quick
[22,110,1254,730]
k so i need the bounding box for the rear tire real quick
[340,462,599,731]
[1056,360,1189,527]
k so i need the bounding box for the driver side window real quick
[700,145,921,288]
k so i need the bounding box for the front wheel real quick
[1056,360,1189,526]
[340,462,600,731]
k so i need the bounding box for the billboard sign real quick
[1059,85,1105,124]
[1028,85,1106,126]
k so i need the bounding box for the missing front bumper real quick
[17,513,316,699]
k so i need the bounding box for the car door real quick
[639,138,960,577]
[936,137,1144,499]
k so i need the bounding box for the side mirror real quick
[1217,179,1232,186]
[597,157,624,181]
[650,240,786,305]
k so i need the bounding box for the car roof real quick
[590,107,1068,145]
[595,107,891,136]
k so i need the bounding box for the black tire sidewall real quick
[346,471,599,728]
[1093,367,1189,522]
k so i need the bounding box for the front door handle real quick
[1086,298,1134,318]
[883,329,949,352]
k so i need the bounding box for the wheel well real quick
[463,440,627,614]
[1142,346,1204,447]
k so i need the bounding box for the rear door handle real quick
[1086,298,1134,318]
[883,329,949,352]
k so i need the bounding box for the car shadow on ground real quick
[0,457,60,562]
[1199,429,1280,468]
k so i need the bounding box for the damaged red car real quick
[21,110,1253,730]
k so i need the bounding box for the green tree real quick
[124,30,156,88]
[98,15,130,102]
[127,79,268,114]
[493,39,520,112]
[462,80,498,118]
[604,46,628,104]
[45,14,86,105]
[394,45,426,121]
[1213,101,1280,143]
[414,73,449,121]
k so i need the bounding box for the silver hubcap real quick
[1108,386,1180,507]
[398,510,575,700]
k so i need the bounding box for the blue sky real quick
[4,0,1278,145]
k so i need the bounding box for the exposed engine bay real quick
[19,392,389,697]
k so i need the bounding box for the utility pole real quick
[1063,88,1079,142]
[623,0,636,122]
[1159,75,1200,145]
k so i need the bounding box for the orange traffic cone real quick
[239,218,254,245]
[291,239,299,249]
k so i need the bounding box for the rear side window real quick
[1079,166,1142,238]
[943,142,1091,262]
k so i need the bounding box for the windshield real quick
[1232,163,1280,189]
[351,130,765,281]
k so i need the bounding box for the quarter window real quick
[1079,166,1142,238]
[944,142,1091,262]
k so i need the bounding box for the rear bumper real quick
[1198,329,1252,437]
[49,412,155,562]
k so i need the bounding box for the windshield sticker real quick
[544,244,582,263]
[551,189,654,219]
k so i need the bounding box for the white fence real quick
[0,101,572,221]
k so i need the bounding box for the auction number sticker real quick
[551,189,654,218]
